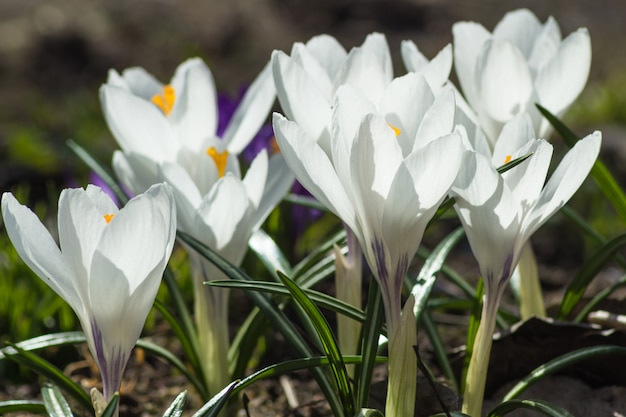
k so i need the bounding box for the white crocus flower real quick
[450,131,601,417]
[453,8,591,144]
[1,183,176,405]
[101,57,277,194]
[274,81,465,417]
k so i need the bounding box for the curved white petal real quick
[119,66,162,100]
[1,193,79,311]
[491,113,536,166]
[452,21,491,109]
[401,40,428,73]
[242,149,269,209]
[273,113,356,231]
[493,8,543,58]
[291,43,334,100]
[334,46,389,106]
[112,151,159,195]
[305,34,348,81]
[223,62,276,154]
[360,32,393,84]
[527,16,562,73]
[414,86,456,151]
[85,185,120,214]
[271,50,332,144]
[251,153,295,230]
[523,131,601,239]
[402,41,453,92]
[157,161,203,233]
[476,39,533,122]
[100,85,178,161]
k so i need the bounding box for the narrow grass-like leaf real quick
[229,307,268,379]
[502,345,626,401]
[355,409,385,417]
[66,140,130,206]
[412,227,465,323]
[278,271,355,417]
[0,400,46,414]
[177,231,344,417]
[100,394,120,417]
[537,104,626,223]
[4,343,92,411]
[416,248,474,299]
[421,310,458,392]
[461,279,484,393]
[488,399,574,417]
[0,332,85,360]
[249,229,292,280]
[283,193,330,211]
[574,274,626,322]
[558,233,626,320]
[135,339,206,398]
[355,280,385,409]
[191,381,238,417]
[162,391,188,417]
[208,280,366,323]
[41,383,73,417]
[292,229,346,280]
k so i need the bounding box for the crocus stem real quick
[462,293,500,417]
[516,244,546,319]
[335,226,363,378]
[385,296,417,417]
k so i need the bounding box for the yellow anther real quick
[387,123,401,137]
[104,214,115,224]
[207,147,229,178]
[151,85,176,116]
[270,136,280,154]
[504,155,512,164]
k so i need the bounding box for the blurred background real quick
[1,0,626,196]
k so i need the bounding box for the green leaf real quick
[292,229,346,281]
[3,343,92,412]
[421,310,458,392]
[558,233,626,320]
[191,381,238,417]
[66,140,130,206]
[412,227,465,323]
[41,383,73,417]
[162,391,188,417]
[488,399,574,417]
[0,332,85,360]
[502,345,626,402]
[277,271,355,417]
[355,280,385,409]
[177,231,345,417]
[574,274,626,322]
[0,400,46,414]
[461,279,484,393]
[249,229,292,280]
[537,104,626,224]
[100,393,120,417]
[208,280,366,323]
[355,408,385,417]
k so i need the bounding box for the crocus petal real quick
[222,62,276,154]
[534,28,591,134]
[273,113,356,231]
[492,8,543,58]
[242,149,269,210]
[272,50,332,145]
[305,34,348,81]
[251,153,295,230]
[401,41,453,92]
[85,185,120,215]
[523,131,601,239]
[452,21,491,109]
[290,43,334,100]
[100,85,178,161]
[1,193,79,311]
[476,39,534,123]
[527,16,562,73]
[491,113,536,166]
[413,86,456,151]
[334,46,389,107]
[157,161,203,232]
[118,67,162,100]
[112,151,158,195]
[169,58,219,152]
[360,32,393,84]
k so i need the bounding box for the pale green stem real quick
[385,296,418,417]
[462,292,500,417]
[191,256,231,398]
[516,244,546,319]
[334,226,363,378]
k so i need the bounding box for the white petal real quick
[100,85,178,161]
[523,131,601,238]
[305,34,348,81]
[273,113,356,231]
[242,149,269,209]
[271,50,332,143]
[112,151,159,195]
[334,46,389,106]
[535,28,591,135]
[493,9,543,58]
[119,66,162,100]
[157,161,203,232]
[527,16,562,72]
[491,112,536,165]
[452,21,491,110]
[223,62,276,154]
[379,72,433,155]
[1,193,79,311]
[476,39,533,122]
[401,39,428,73]
[85,185,120,215]
[169,58,218,151]
[251,153,295,230]
[413,86,456,150]
[402,41,453,92]
[291,43,334,100]
[360,33,393,84]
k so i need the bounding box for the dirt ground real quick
[2,1,626,416]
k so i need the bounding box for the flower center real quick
[504,155,512,164]
[151,85,176,116]
[206,147,229,178]
[104,214,115,224]
[387,123,401,137]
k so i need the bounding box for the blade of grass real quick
[162,391,188,417]
[41,383,74,417]
[0,400,46,414]
[420,310,458,392]
[99,394,120,417]
[488,399,574,417]
[461,279,484,393]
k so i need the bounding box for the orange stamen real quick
[387,123,401,137]
[151,85,176,116]
[270,136,281,154]
[104,214,115,224]
[504,155,512,164]
[207,147,229,178]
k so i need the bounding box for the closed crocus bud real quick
[453,8,591,145]
[2,183,176,403]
